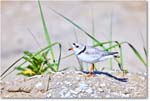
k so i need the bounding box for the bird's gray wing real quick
[85,46,107,57]
[85,46,118,57]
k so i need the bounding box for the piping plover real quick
[68,43,119,77]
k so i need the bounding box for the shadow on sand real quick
[82,71,128,82]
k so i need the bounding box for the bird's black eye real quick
[76,45,79,48]
[73,43,75,45]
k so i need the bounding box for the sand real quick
[0,71,147,98]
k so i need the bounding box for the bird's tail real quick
[108,52,119,58]
[108,52,118,55]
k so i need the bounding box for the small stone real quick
[126,73,132,76]
[56,82,60,85]
[91,93,98,97]
[100,83,106,87]
[75,71,83,74]
[79,82,88,90]
[59,91,65,97]
[75,87,82,93]
[29,75,43,79]
[64,81,72,86]
[35,82,43,88]
[98,87,104,92]
[122,93,130,97]
[112,92,119,96]
[139,76,145,80]
[70,90,79,94]
[144,73,147,76]
[32,82,45,93]
[75,77,80,81]
[59,87,68,97]
[46,93,51,98]
[56,72,63,75]
[64,92,71,98]
[85,88,93,94]
[106,94,111,98]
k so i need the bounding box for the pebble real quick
[105,94,111,98]
[64,92,71,98]
[76,77,81,81]
[126,73,132,76]
[46,93,51,98]
[64,81,72,86]
[139,76,145,80]
[59,87,68,97]
[56,72,64,75]
[144,73,147,76]
[85,88,93,94]
[79,82,88,90]
[56,82,60,85]
[75,87,82,93]
[100,83,106,87]
[98,87,104,92]
[35,82,43,88]
[70,90,79,94]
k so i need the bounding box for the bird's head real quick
[68,43,85,55]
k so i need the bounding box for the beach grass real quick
[49,8,147,73]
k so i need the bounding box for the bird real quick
[68,43,119,77]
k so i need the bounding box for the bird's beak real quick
[68,47,73,51]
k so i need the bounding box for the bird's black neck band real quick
[77,46,86,55]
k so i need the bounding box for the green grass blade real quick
[73,28,78,42]
[16,66,25,71]
[0,57,23,77]
[38,1,55,63]
[114,41,123,69]
[19,42,61,68]
[120,45,123,67]
[1,42,61,79]
[144,47,147,57]
[91,8,98,71]
[49,8,106,50]
[59,67,70,72]
[56,43,62,71]
[139,32,147,58]
[49,8,146,69]
[91,8,95,45]
[104,41,146,67]
[93,41,118,47]
[127,43,147,66]
[27,28,41,49]
[109,11,113,70]
[105,41,126,51]
[61,53,74,60]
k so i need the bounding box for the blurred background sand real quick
[1,1,147,79]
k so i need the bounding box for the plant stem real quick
[109,10,113,70]
[38,1,56,66]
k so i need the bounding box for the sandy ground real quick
[1,1,147,79]
[0,71,147,98]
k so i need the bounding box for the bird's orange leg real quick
[86,64,95,77]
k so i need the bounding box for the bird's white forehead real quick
[72,43,85,51]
